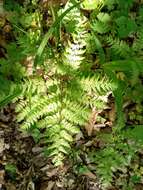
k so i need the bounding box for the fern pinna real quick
[14,0,113,166]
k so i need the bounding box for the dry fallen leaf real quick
[83,171,96,180]
[47,181,55,190]
[40,181,55,190]
[0,170,5,185]
[5,182,16,190]
[108,103,116,123]
[27,181,35,190]
[85,108,99,136]
[0,138,4,155]
[46,168,58,177]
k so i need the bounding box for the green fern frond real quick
[60,0,82,33]
[15,74,91,165]
[15,69,113,165]
[123,125,143,144]
[106,36,131,58]
[89,134,139,189]
[11,0,142,168]
[61,1,88,70]
[0,76,22,108]
[81,0,104,10]
[63,40,86,69]
[91,21,110,34]
[132,29,143,56]
[80,74,113,94]
[79,74,114,109]
[104,59,143,83]
[90,12,111,36]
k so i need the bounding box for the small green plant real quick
[5,164,17,180]
[1,0,113,166]
[1,0,143,182]
[88,132,142,189]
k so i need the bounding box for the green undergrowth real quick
[0,0,143,189]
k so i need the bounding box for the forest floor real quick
[1,1,143,189]
[0,103,143,190]
[0,104,102,190]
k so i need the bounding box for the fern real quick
[1,0,143,171]
[106,36,131,59]
[132,28,143,57]
[91,12,111,34]
[81,0,104,10]
[15,69,112,165]
[60,0,88,70]
[0,0,114,166]
[0,76,22,108]
[15,76,88,165]
[13,0,113,165]
[89,133,141,189]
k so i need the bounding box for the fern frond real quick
[80,74,112,94]
[91,21,110,34]
[15,73,91,165]
[132,29,143,56]
[63,40,86,69]
[81,0,104,10]
[106,36,131,58]
[79,74,113,109]
[0,76,22,108]
[61,0,88,70]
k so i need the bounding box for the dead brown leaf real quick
[0,170,5,185]
[85,108,99,136]
[83,171,96,180]
[5,182,16,190]
[46,168,58,177]
[108,103,116,123]
[40,181,55,190]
